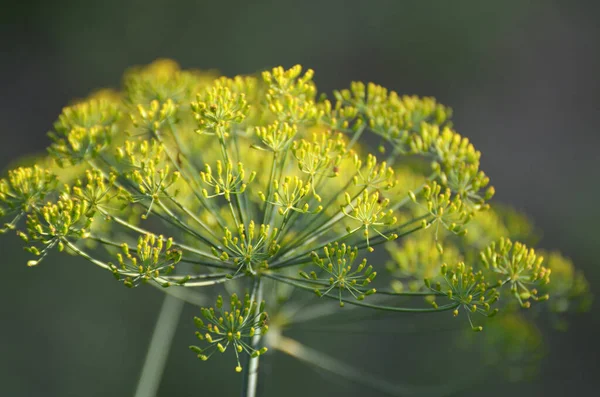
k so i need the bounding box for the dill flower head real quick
[0,59,590,383]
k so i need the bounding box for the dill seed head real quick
[0,59,589,377]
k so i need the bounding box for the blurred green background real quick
[1,0,599,396]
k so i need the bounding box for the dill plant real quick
[0,59,591,396]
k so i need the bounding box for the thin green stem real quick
[228,200,241,230]
[275,185,370,261]
[156,200,217,248]
[271,215,427,270]
[62,239,111,271]
[265,273,458,313]
[183,274,243,287]
[273,335,464,397]
[133,295,184,397]
[354,221,430,251]
[347,124,365,150]
[65,237,235,286]
[88,235,233,270]
[240,277,263,397]
[285,171,358,248]
[152,126,227,230]
[262,153,278,226]
[166,196,221,244]
[150,283,207,306]
[269,273,444,296]
[98,209,223,264]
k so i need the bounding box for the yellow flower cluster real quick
[0,59,589,377]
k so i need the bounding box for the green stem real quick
[153,126,227,230]
[265,273,458,313]
[354,222,428,251]
[241,277,263,397]
[98,210,223,264]
[284,171,358,249]
[271,215,428,270]
[262,153,279,226]
[273,335,464,397]
[269,273,443,296]
[88,234,233,270]
[167,196,222,244]
[279,186,366,256]
[133,295,184,397]
[347,124,365,150]
[156,200,217,248]
[150,283,207,306]
[271,228,362,269]
[228,200,241,229]
[62,239,111,270]
[65,237,234,286]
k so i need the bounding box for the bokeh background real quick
[1,0,599,396]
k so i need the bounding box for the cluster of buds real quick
[411,124,480,170]
[200,161,255,202]
[409,181,471,244]
[48,99,121,165]
[217,221,280,273]
[426,262,499,331]
[53,99,121,135]
[292,131,348,184]
[253,121,297,152]
[301,243,376,306]
[130,98,178,134]
[442,163,495,210]
[352,153,396,190]
[259,176,322,216]
[109,234,182,288]
[23,197,92,266]
[263,65,317,123]
[0,166,57,232]
[0,60,589,381]
[212,76,263,131]
[316,98,360,133]
[331,82,451,149]
[116,139,180,217]
[263,65,316,101]
[192,85,249,138]
[190,293,269,372]
[68,170,121,215]
[480,238,551,308]
[342,190,397,251]
[123,58,211,106]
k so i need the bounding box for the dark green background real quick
[1,1,599,396]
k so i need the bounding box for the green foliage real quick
[0,59,590,392]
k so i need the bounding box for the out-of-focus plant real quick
[0,59,590,397]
